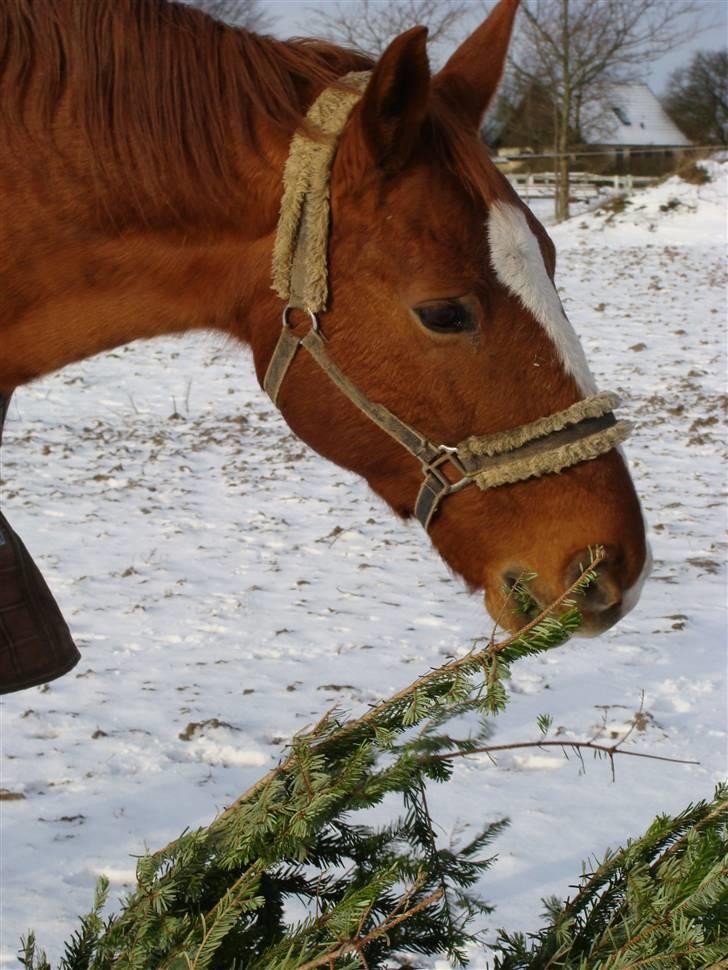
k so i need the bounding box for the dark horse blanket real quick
[0,394,80,693]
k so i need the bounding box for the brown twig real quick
[302,551,606,751]
[429,686,699,777]
[294,887,445,970]
[430,739,699,769]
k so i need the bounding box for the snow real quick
[1,162,726,967]
[570,157,728,244]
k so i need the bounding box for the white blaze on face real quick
[487,201,597,395]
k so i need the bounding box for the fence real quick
[502,170,655,203]
[493,144,723,204]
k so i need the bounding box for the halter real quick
[264,74,631,531]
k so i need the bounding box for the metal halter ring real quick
[282,304,321,333]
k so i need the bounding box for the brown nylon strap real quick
[415,467,460,532]
[300,331,443,466]
[263,326,467,530]
[263,326,443,466]
[415,411,629,529]
[272,72,371,313]
[458,412,617,476]
[473,413,615,471]
[288,207,311,312]
[459,391,621,461]
[262,324,628,529]
[263,328,302,405]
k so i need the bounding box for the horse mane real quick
[0,0,373,226]
[0,0,504,229]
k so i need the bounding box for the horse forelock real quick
[426,94,506,207]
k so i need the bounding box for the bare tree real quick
[187,0,272,32]
[506,0,706,221]
[663,49,728,147]
[307,0,470,58]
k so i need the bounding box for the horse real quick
[0,0,648,694]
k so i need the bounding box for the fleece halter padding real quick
[459,392,631,491]
[271,71,371,314]
[265,75,632,531]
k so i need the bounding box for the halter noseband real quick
[264,73,632,531]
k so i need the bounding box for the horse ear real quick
[359,25,430,172]
[434,0,519,129]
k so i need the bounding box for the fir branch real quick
[479,547,604,654]
[408,781,460,954]
[213,550,605,827]
[293,887,445,970]
[27,545,716,970]
[646,790,728,871]
[491,786,728,970]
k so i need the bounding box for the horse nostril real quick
[565,549,622,614]
[501,567,542,616]
[502,567,536,595]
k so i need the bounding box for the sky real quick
[260,0,728,94]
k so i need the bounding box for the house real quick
[488,82,692,176]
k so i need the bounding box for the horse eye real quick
[414,301,472,334]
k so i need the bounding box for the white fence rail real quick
[502,170,655,202]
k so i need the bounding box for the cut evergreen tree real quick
[19,552,723,969]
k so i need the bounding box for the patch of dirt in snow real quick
[1,168,726,967]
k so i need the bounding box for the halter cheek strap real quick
[264,74,632,531]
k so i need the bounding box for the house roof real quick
[583,83,692,147]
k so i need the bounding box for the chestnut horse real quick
[0,0,647,654]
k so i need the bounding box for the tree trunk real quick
[556,115,570,221]
[556,0,571,222]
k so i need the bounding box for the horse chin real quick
[570,605,628,638]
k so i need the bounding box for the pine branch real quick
[294,887,445,970]
[211,550,605,827]
[26,545,717,970]
[492,785,728,970]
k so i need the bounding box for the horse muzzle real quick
[493,542,652,638]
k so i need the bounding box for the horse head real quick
[250,0,648,637]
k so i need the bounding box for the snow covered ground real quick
[1,162,726,967]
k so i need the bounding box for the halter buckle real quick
[414,447,472,530]
[425,446,469,485]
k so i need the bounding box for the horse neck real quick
[0,150,281,395]
[0,2,363,392]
